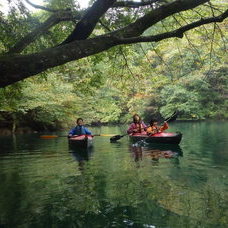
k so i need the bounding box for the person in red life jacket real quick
[127,114,147,134]
[68,118,92,137]
[146,119,169,135]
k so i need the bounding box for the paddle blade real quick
[110,135,122,142]
[110,134,127,142]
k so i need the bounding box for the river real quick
[0,121,227,227]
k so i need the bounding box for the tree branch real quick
[9,0,209,53]
[25,0,57,12]
[1,0,227,88]
[7,10,81,54]
[172,15,202,63]
[112,0,161,8]
[0,36,119,87]
[109,0,209,38]
[99,19,112,32]
[116,9,228,44]
[60,0,117,44]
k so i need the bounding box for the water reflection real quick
[130,142,183,164]
[0,122,227,227]
[68,144,93,170]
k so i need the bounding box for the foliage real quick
[0,0,227,131]
[0,74,78,130]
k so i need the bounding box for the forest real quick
[0,0,227,133]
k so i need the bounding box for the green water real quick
[0,121,227,227]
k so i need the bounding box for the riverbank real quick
[1,119,227,136]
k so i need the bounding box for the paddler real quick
[68,118,92,137]
[146,119,169,135]
[127,114,147,134]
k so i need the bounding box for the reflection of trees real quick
[1,153,227,227]
[0,169,29,227]
[0,130,227,227]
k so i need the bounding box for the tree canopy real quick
[0,0,227,87]
[0,0,227,131]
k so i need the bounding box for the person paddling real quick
[127,114,147,134]
[146,119,168,135]
[68,118,92,137]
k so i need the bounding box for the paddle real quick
[109,111,179,142]
[164,111,178,123]
[110,134,128,142]
[40,134,116,139]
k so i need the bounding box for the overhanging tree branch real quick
[8,9,81,54]
[24,0,117,46]
[116,9,228,44]
[0,0,227,88]
[109,0,209,38]
[0,36,119,87]
[8,0,209,54]
[112,0,161,8]
[60,0,117,44]
[172,15,202,63]
[25,0,57,12]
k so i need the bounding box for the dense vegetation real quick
[0,0,227,132]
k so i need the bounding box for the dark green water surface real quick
[0,121,227,227]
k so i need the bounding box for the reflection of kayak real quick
[145,149,177,158]
[129,132,182,145]
[145,144,183,156]
[130,143,183,162]
[68,135,93,148]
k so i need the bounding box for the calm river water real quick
[0,121,227,227]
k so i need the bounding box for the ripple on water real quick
[0,123,227,227]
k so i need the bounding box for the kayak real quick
[68,135,93,148]
[129,132,182,145]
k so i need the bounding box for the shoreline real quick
[0,119,227,136]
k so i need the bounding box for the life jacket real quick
[72,126,86,135]
[133,122,146,133]
[147,126,160,134]
[147,122,168,134]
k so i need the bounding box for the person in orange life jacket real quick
[68,118,92,137]
[127,114,147,134]
[146,119,169,135]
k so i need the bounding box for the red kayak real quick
[68,135,93,148]
[129,132,182,145]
